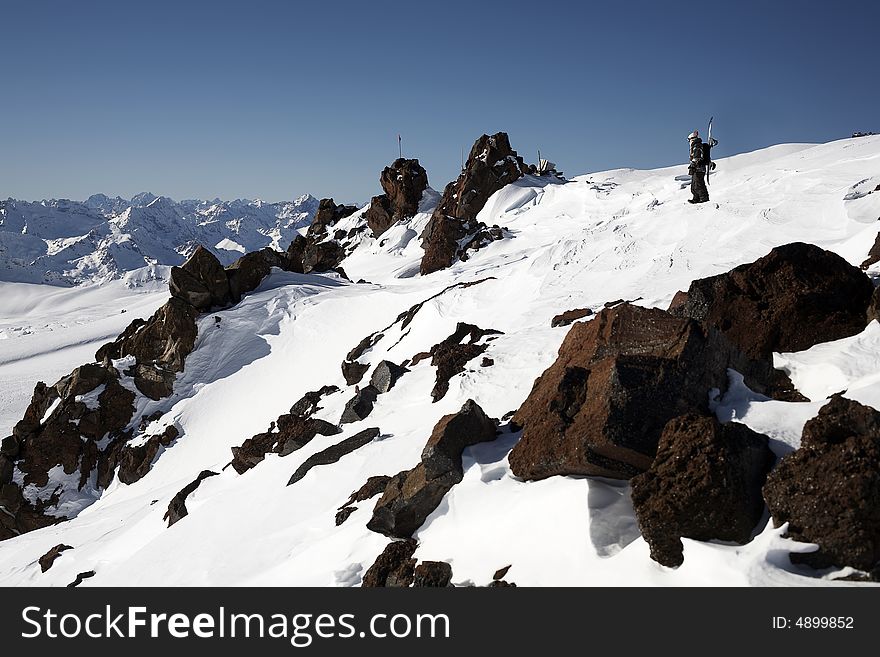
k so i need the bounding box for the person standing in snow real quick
[687,130,710,204]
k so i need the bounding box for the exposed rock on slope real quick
[364,158,429,238]
[335,475,392,526]
[361,539,417,587]
[420,132,528,274]
[671,242,873,359]
[631,414,775,567]
[169,245,231,311]
[508,304,754,480]
[368,400,497,538]
[551,307,593,327]
[164,470,219,527]
[287,428,380,486]
[763,395,880,574]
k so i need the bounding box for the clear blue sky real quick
[1,0,877,203]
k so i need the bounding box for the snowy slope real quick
[1,136,879,586]
[0,193,319,285]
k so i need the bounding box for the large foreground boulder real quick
[508,304,753,480]
[631,414,775,567]
[420,132,528,274]
[368,400,497,538]
[763,395,880,574]
[671,242,873,359]
[169,246,232,311]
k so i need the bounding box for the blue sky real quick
[1,0,877,203]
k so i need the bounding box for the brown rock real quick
[420,323,503,402]
[169,245,231,311]
[287,428,379,485]
[421,399,497,479]
[412,561,452,587]
[117,425,179,485]
[672,242,873,359]
[341,361,370,386]
[763,395,880,572]
[362,539,418,587]
[509,304,754,480]
[230,415,340,474]
[420,132,528,274]
[307,199,359,241]
[861,232,880,269]
[302,241,347,274]
[366,159,429,237]
[39,544,73,572]
[164,470,219,527]
[339,386,380,424]
[289,385,339,418]
[631,414,775,567]
[551,307,594,328]
[868,286,880,324]
[226,248,284,302]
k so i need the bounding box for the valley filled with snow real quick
[1,135,879,586]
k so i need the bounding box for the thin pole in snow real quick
[398,134,402,160]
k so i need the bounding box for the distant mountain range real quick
[0,193,320,285]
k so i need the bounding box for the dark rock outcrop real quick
[226,248,285,302]
[763,395,880,573]
[287,428,379,486]
[340,387,380,424]
[289,385,339,418]
[307,198,359,241]
[302,241,347,274]
[671,242,873,359]
[335,475,392,526]
[861,232,880,270]
[365,158,429,237]
[361,539,417,587]
[67,570,96,587]
[341,361,370,386]
[370,361,407,393]
[164,470,219,527]
[117,425,179,485]
[39,544,73,573]
[368,400,497,538]
[412,561,452,587]
[508,303,759,480]
[631,414,775,567]
[420,132,528,274]
[551,308,594,328]
[169,246,231,311]
[230,415,340,474]
[868,286,880,324]
[416,323,502,402]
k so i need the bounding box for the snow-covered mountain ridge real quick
[0,193,319,285]
[1,135,880,586]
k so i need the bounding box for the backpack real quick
[700,141,712,166]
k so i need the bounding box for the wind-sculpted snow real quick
[1,137,880,585]
[0,193,319,285]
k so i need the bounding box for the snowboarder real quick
[687,130,711,204]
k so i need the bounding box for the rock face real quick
[551,307,594,328]
[361,539,417,587]
[230,415,340,474]
[365,158,429,237]
[420,132,528,274]
[508,304,755,480]
[287,428,379,486]
[763,395,880,573]
[631,414,775,567]
[307,198,359,241]
[671,242,873,359]
[117,425,179,485]
[414,323,502,402]
[368,400,497,538]
[164,470,219,527]
[226,248,286,302]
[412,561,453,587]
[302,241,347,274]
[169,246,231,311]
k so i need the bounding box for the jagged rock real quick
[302,241,347,274]
[763,395,880,572]
[342,361,370,386]
[508,303,759,480]
[307,198,359,241]
[285,235,307,273]
[335,475,392,525]
[631,414,775,568]
[551,307,593,327]
[365,158,429,237]
[412,561,452,587]
[368,400,498,538]
[420,132,529,274]
[117,425,179,485]
[488,580,517,587]
[290,385,339,418]
[340,386,380,424]
[369,361,407,393]
[868,286,880,324]
[164,470,219,527]
[10,382,55,443]
[671,242,873,359]
[421,399,497,479]
[67,570,96,588]
[169,245,231,311]
[226,248,284,302]
[230,416,340,474]
[667,291,689,312]
[493,565,511,580]
[287,428,379,485]
[419,323,503,402]
[361,539,417,587]
[0,456,12,485]
[480,357,494,367]
[96,297,199,400]
[861,232,880,269]
[39,544,73,572]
